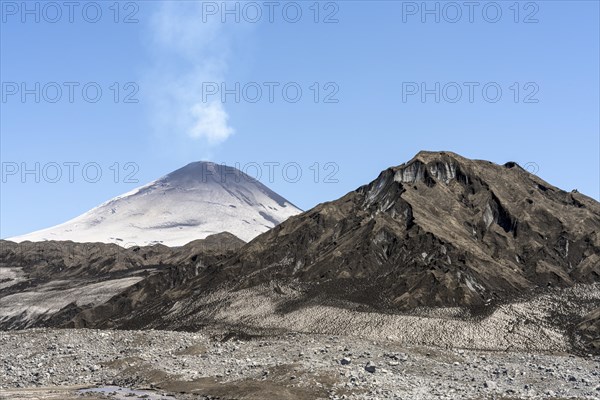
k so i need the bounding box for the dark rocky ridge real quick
[205,151,599,310]
[0,233,245,329]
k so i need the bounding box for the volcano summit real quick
[8,162,302,246]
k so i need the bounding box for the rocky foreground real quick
[1,329,599,400]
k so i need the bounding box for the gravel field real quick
[1,329,599,400]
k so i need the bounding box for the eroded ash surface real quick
[1,329,599,400]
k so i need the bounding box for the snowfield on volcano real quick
[8,162,301,246]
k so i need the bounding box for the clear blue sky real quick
[1,0,599,238]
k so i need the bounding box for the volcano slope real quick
[8,162,302,246]
[63,151,600,353]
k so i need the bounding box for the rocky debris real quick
[1,329,599,400]
[85,278,600,356]
[483,380,497,390]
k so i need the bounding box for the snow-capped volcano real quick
[8,162,302,246]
